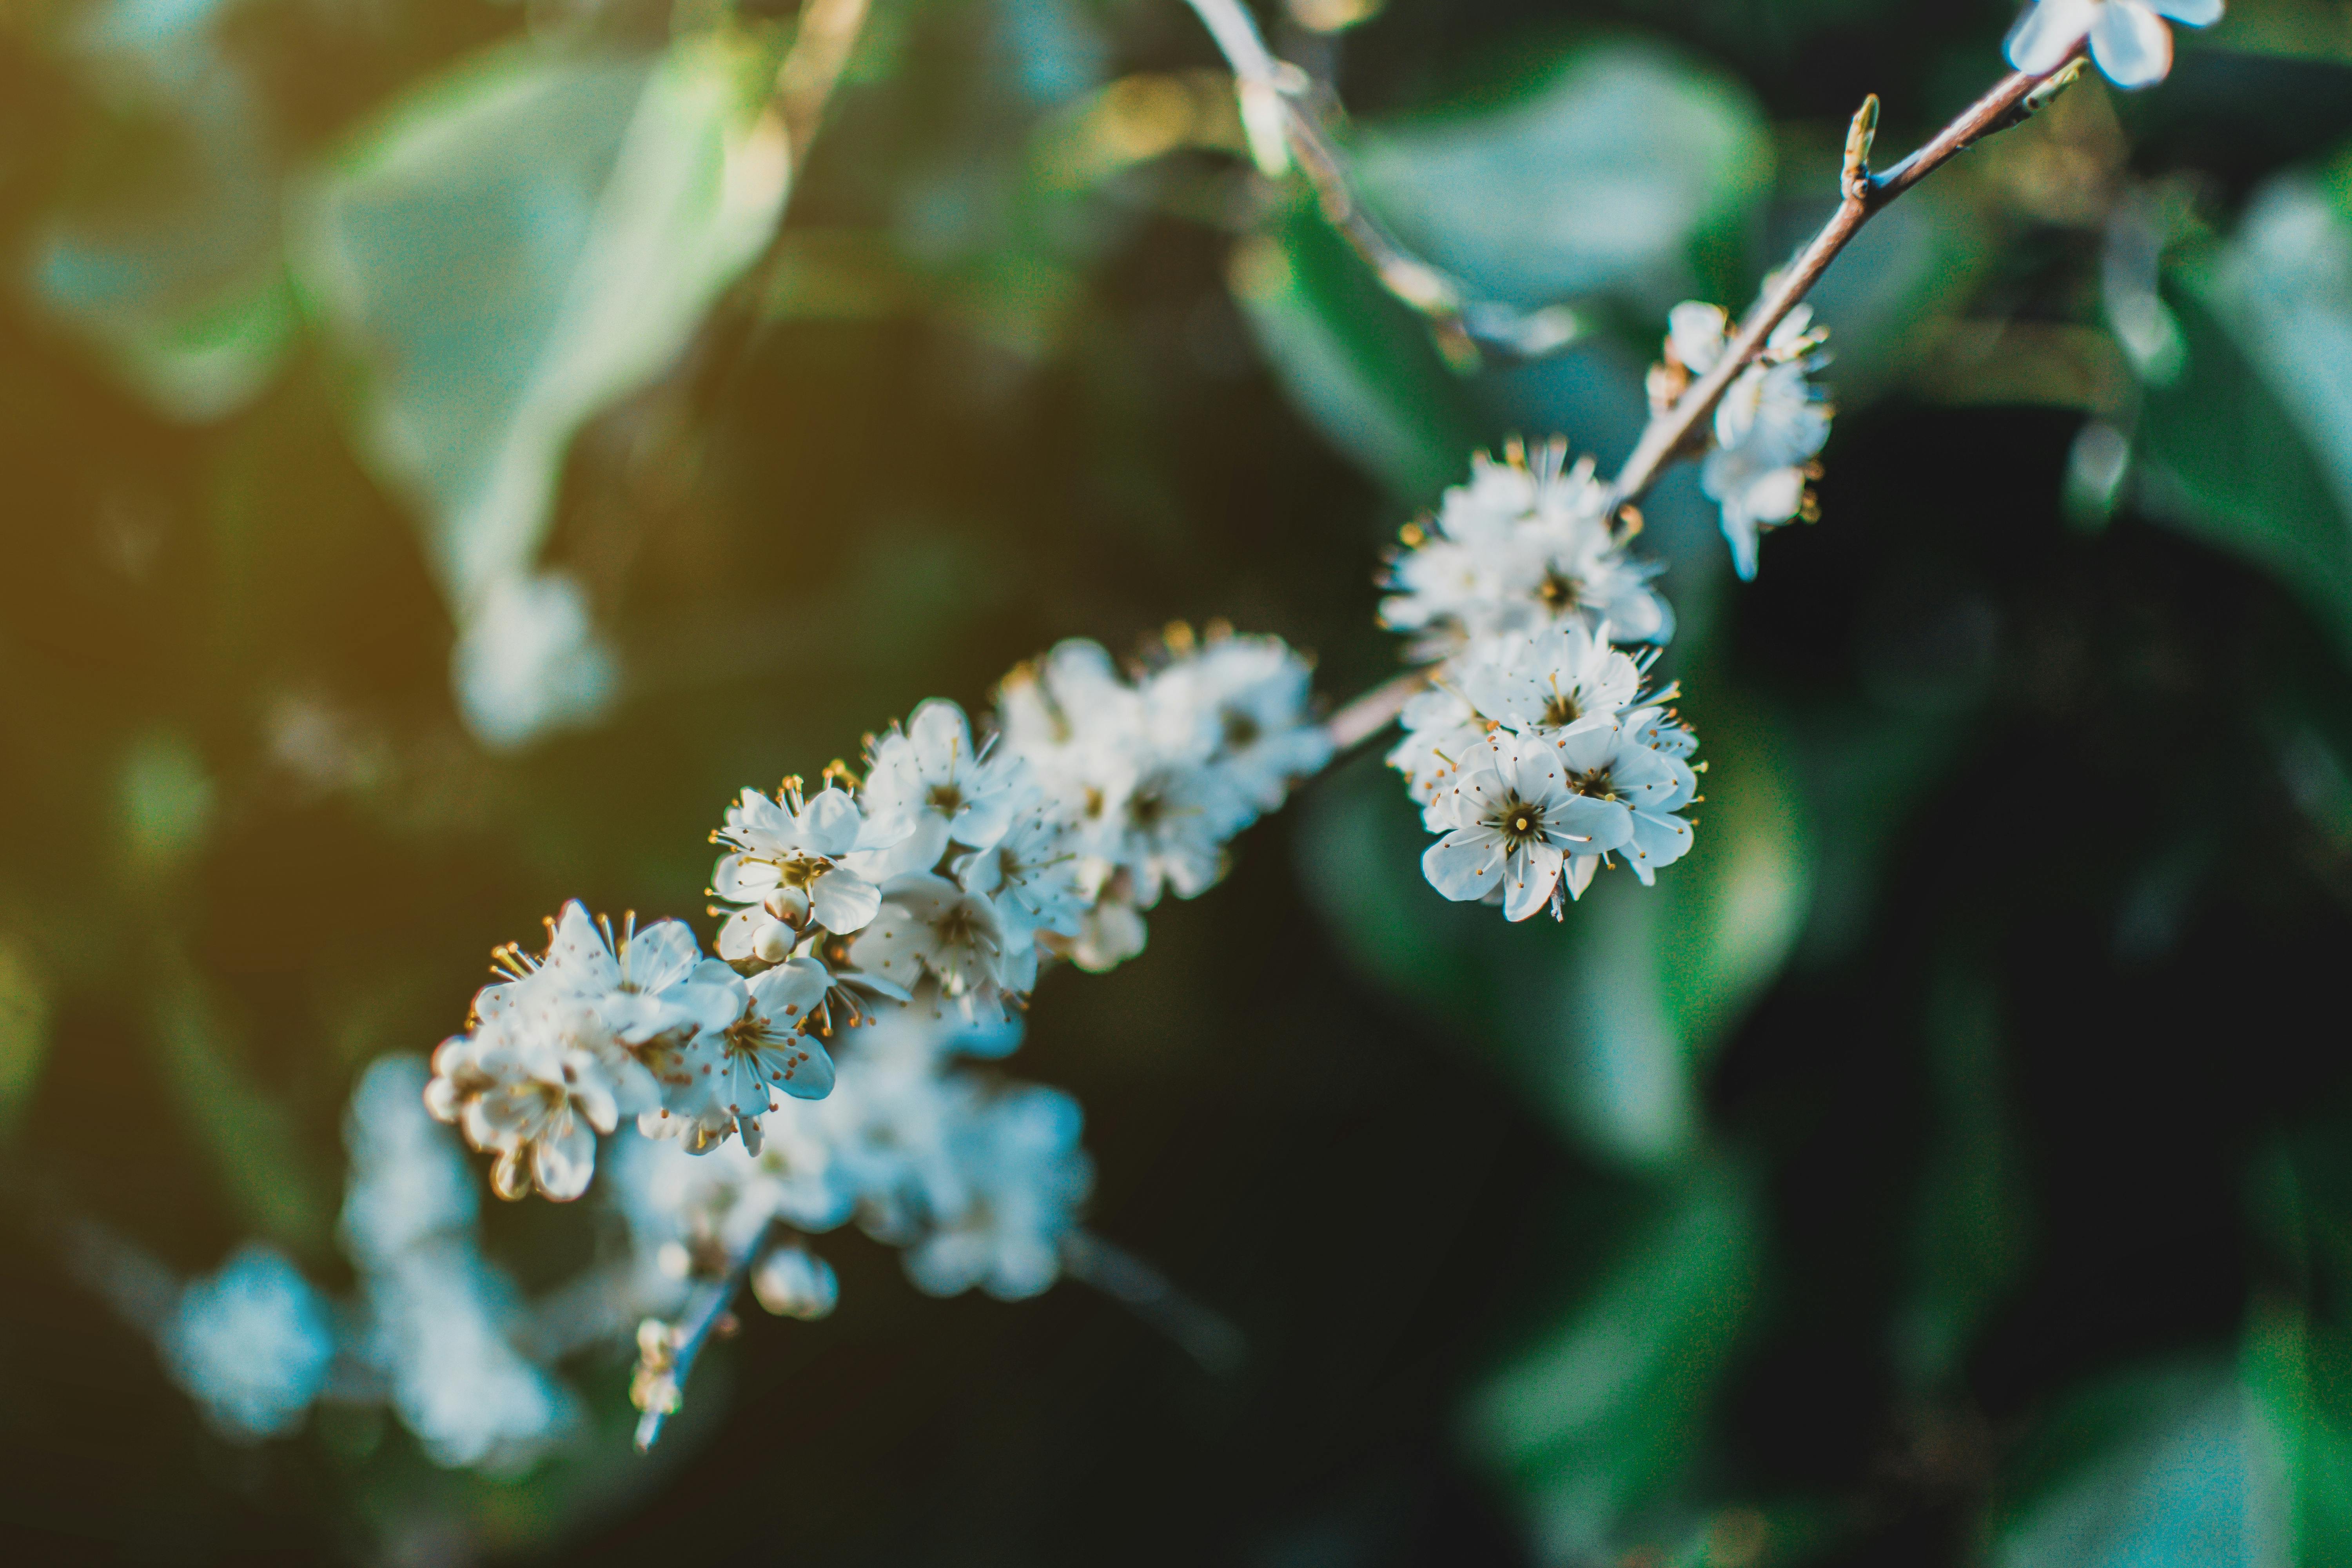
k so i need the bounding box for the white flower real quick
[1422,727,1631,921]
[2007,0,2220,89]
[902,1085,1093,1303]
[1661,303,1833,581]
[426,997,660,1201]
[1453,622,1649,736]
[1144,632,1333,815]
[1544,716,1701,899]
[1057,893,1149,974]
[163,1245,334,1441]
[853,873,1014,1016]
[751,1245,840,1319]
[534,902,739,1045]
[1388,682,1491,828]
[451,570,616,751]
[639,959,837,1155]
[712,781,902,961]
[1381,440,1675,654]
[956,806,1089,951]
[857,699,1030,880]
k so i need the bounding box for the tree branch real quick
[632,1226,768,1452]
[1603,54,2087,511]
[1182,0,1580,369]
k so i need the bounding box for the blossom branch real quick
[1324,668,1426,753]
[632,1226,768,1452]
[1602,53,2088,512]
[1181,0,1580,369]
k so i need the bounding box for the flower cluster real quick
[1648,302,1834,582]
[2006,0,2221,91]
[611,995,1093,1340]
[1378,438,1674,658]
[1385,445,1703,919]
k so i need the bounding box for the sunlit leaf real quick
[1989,1359,2291,1568]
[294,31,791,612]
[2136,172,2352,661]
[1227,190,1485,505]
[1350,42,1773,314]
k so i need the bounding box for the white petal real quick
[905,699,971,767]
[747,956,830,1024]
[2149,0,2219,25]
[1502,841,1564,921]
[623,919,702,993]
[2091,0,2174,85]
[713,853,779,902]
[715,905,766,961]
[810,868,882,934]
[1626,809,1695,878]
[800,787,864,857]
[1423,832,1506,902]
[776,1037,836,1100]
[2006,0,2100,73]
[532,1122,597,1200]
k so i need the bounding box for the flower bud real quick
[763,887,811,926]
[752,920,795,965]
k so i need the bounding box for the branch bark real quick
[1603,54,2086,510]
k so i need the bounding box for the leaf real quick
[1464,1158,1763,1563]
[1349,42,1774,314]
[294,31,791,613]
[1989,1359,2291,1568]
[1227,190,1485,506]
[2136,172,2352,662]
[31,13,296,419]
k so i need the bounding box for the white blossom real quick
[1422,726,1630,921]
[712,780,904,961]
[163,1245,334,1442]
[1380,439,1675,655]
[902,1083,1093,1302]
[1659,302,1833,581]
[751,1245,840,1319]
[857,698,1031,880]
[2007,0,2220,89]
[1543,715,1700,897]
[855,873,1016,1018]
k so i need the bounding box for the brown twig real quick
[1602,54,2088,511]
[1323,668,1427,752]
[1184,0,1580,370]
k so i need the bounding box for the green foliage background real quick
[4,0,2352,1561]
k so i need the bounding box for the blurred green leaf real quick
[2137,171,2352,661]
[1989,1359,2291,1568]
[1227,190,1483,505]
[1350,42,1773,316]
[151,947,334,1258]
[294,30,791,610]
[1893,949,2031,1393]
[31,8,295,418]
[1465,1158,1762,1563]
[2246,1296,2352,1566]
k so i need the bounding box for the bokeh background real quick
[6,0,2352,1561]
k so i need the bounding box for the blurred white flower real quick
[342,1056,580,1470]
[2006,0,2221,90]
[452,571,617,751]
[1659,302,1833,581]
[903,1083,1093,1302]
[163,1244,334,1442]
[750,1245,840,1319]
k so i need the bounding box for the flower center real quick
[770,855,827,891]
[1221,708,1261,750]
[1542,691,1580,727]
[1129,788,1166,828]
[1536,569,1581,612]
[927,783,964,813]
[1497,796,1545,848]
[1568,767,1616,802]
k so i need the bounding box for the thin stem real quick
[1182,0,1579,368]
[1061,1230,1247,1374]
[1603,54,2084,511]
[632,1228,768,1452]
[1325,668,1426,753]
